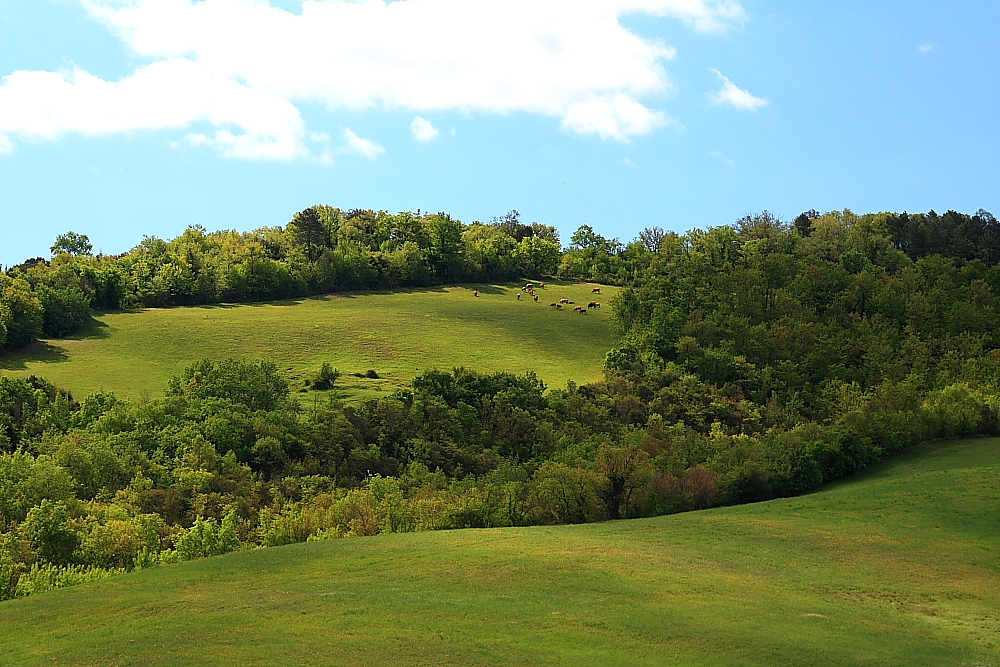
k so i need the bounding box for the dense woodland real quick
[2,206,999,600]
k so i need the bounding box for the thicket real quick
[1,205,999,600]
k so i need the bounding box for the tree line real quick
[3,206,995,353]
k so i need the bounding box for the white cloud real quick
[707,68,767,111]
[410,116,438,142]
[0,0,749,158]
[919,41,934,53]
[0,59,307,159]
[339,128,384,160]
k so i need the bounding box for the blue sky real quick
[0,0,997,266]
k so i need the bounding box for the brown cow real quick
[473,290,479,297]
[533,295,539,302]
[558,298,569,304]
[556,304,563,309]
[526,283,534,289]
[539,283,546,288]
[549,302,558,307]
[578,309,587,314]
[573,306,582,312]
[588,301,600,309]
[592,287,601,293]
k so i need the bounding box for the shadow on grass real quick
[84,279,590,313]
[0,341,70,370]
[62,317,111,340]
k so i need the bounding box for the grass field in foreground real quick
[0,281,617,402]
[1,438,997,666]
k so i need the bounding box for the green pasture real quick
[0,281,616,402]
[2,437,997,666]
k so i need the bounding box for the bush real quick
[37,284,91,338]
[167,359,289,411]
[174,511,241,561]
[311,363,341,390]
[13,563,121,598]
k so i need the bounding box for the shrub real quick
[311,363,341,390]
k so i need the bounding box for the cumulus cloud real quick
[410,116,438,142]
[339,128,384,160]
[707,68,767,111]
[0,0,749,158]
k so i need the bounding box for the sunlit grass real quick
[2,438,997,666]
[0,281,617,401]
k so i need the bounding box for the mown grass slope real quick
[0,281,616,402]
[2,438,997,666]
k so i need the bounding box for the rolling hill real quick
[1,437,996,666]
[0,281,616,402]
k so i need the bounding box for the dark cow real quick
[592,287,601,293]
[549,302,558,307]
[556,304,563,309]
[473,290,479,297]
[588,301,600,309]
[533,295,539,302]
[573,306,583,312]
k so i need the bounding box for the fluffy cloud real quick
[707,68,767,111]
[0,59,307,159]
[1,0,749,158]
[410,116,439,142]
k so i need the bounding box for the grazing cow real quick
[588,301,600,309]
[526,283,534,289]
[533,295,539,302]
[539,283,546,288]
[559,298,569,304]
[549,302,557,307]
[556,304,563,309]
[592,287,601,293]
[579,309,587,314]
[573,306,582,312]
[473,290,479,297]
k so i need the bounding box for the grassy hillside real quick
[0,281,616,401]
[1,437,997,666]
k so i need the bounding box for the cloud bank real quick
[0,0,749,158]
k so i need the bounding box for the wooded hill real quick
[1,206,999,601]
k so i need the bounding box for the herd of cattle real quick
[471,283,601,314]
